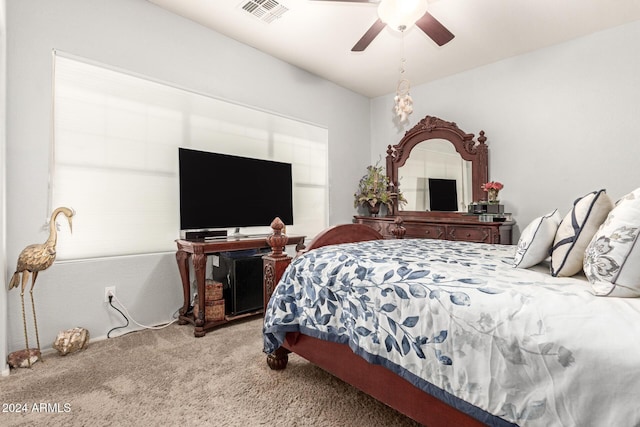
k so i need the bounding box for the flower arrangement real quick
[354,162,406,214]
[481,181,504,204]
[481,181,504,192]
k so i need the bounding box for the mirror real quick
[399,140,473,212]
[386,115,488,216]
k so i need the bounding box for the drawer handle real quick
[425,230,430,235]
[466,233,471,237]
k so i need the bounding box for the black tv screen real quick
[179,148,294,230]
[428,178,458,211]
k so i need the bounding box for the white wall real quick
[1,0,8,375]
[371,20,640,238]
[3,0,371,353]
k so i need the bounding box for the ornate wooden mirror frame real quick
[386,115,488,216]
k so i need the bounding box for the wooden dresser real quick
[354,213,514,245]
[353,115,514,246]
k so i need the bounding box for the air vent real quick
[240,0,289,23]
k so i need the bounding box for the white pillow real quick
[584,188,640,297]
[551,189,614,277]
[513,209,561,269]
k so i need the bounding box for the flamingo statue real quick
[8,206,74,367]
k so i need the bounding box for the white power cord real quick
[109,293,179,330]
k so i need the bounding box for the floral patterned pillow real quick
[513,209,561,269]
[584,188,640,297]
[551,189,614,277]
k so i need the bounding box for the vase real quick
[367,203,381,216]
[487,189,500,204]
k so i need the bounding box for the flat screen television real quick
[178,148,294,232]
[428,178,458,211]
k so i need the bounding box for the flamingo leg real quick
[19,272,32,368]
[29,271,42,362]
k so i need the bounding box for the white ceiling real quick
[147,0,640,98]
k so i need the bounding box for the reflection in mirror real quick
[398,139,472,212]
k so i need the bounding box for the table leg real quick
[192,253,207,337]
[175,250,191,324]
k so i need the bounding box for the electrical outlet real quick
[104,286,116,303]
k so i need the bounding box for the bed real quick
[261,214,640,426]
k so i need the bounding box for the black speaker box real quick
[212,251,265,315]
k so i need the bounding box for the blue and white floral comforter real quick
[263,239,640,427]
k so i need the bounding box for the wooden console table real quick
[176,234,305,337]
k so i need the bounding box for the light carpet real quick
[0,317,421,426]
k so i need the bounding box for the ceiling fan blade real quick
[415,11,454,46]
[352,19,386,52]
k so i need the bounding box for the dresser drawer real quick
[447,225,493,243]
[403,224,445,239]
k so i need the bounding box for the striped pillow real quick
[550,190,614,277]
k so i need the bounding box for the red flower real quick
[481,181,504,191]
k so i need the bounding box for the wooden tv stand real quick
[175,234,305,337]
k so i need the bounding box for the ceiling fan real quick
[310,0,454,51]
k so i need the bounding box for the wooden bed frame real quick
[262,217,487,427]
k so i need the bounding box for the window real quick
[52,53,328,259]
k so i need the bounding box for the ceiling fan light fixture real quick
[377,0,428,32]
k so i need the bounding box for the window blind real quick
[52,53,328,260]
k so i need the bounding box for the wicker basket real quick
[193,279,225,321]
[205,280,224,300]
[193,298,225,322]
